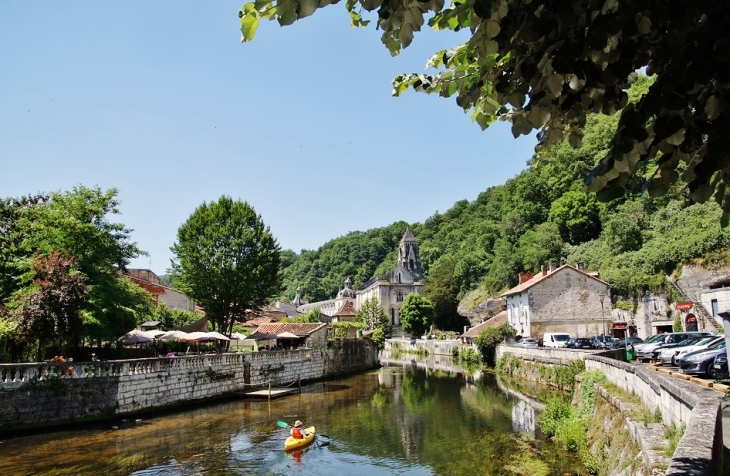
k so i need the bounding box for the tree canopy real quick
[240,0,730,222]
[170,196,282,335]
[399,293,435,337]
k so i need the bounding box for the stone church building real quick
[297,229,424,327]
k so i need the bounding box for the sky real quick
[0,1,536,275]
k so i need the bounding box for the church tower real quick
[398,228,422,279]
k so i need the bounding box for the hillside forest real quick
[278,76,730,331]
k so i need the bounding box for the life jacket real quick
[292,426,303,439]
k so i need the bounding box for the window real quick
[397,291,404,302]
[712,299,719,317]
[390,308,395,325]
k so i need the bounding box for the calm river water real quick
[0,357,583,475]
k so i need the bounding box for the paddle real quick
[278,420,330,440]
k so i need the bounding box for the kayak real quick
[284,426,315,451]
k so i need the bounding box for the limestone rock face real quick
[457,297,506,326]
[676,264,730,302]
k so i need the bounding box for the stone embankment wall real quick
[0,340,378,434]
[497,344,723,476]
[384,338,459,356]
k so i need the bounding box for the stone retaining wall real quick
[384,338,459,356]
[0,340,378,434]
[497,344,724,476]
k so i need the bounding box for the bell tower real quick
[398,228,422,279]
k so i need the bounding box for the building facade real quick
[501,264,611,339]
[298,229,424,327]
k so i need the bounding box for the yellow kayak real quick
[284,426,315,451]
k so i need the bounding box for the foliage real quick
[473,323,516,366]
[672,314,683,332]
[170,196,282,335]
[272,75,730,322]
[152,303,203,330]
[539,396,572,438]
[240,0,730,224]
[399,293,435,337]
[355,297,392,337]
[298,307,323,323]
[423,255,470,331]
[664,423,686,457]
[1,186,150,357]
[371,327,385,350]
[12,251,86,361]
[459,347,481,365]
[328,320,367,339]
[613,299,635,313]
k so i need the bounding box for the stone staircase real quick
[665,278,722,333]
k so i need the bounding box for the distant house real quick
[255,323,328,349]
[123,269,196,312]
[461,311,508,345]
[501,264,611,339]
[331,301,357,323]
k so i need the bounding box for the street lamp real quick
[598,292,606,344]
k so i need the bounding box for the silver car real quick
[659,336,723,365]
[634,332,713,362]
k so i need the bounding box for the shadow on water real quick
[0,355,584,476]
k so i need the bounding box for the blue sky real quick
[0,1,536,274]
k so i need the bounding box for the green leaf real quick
[297,0,319,19]
[240,13,260,42]
[705,95,722,121]
[277,0,298,26]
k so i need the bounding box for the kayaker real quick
[290,420,308,439]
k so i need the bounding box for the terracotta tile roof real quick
[462,311,508,338]
[256,322,327,337]
[333,301,357,317]
[245,317,273,327]
[500,264,609,298]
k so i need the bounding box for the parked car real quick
[713,352,728,379]
[610,337,644,349]
[634,332,713,362]
[517,338,538,347]
[591,335,613,349]
[542,332,572,348]
[566,337,593,349]
[651,335,715,362]
[656,335,723,365]
[678,340,727,377]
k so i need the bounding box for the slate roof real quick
[401,227,418,242]
[462,311,508,338]
[500,264,609,298]
[256,322,327,337]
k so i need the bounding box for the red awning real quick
[675,302,694,311]
[611,323,627,329]
[686,316,698,323]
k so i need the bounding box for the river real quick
[0,358,583,475]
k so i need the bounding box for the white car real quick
[659,335,724,365]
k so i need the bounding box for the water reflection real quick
[0,358,581,475]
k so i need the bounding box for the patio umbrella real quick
[276,332,300,339]
[159,330,192,341]
[186,332,219,342]
[206,331,231,341]
[118,329,155,344]
[230,332,247,340]
[247,332,279,341]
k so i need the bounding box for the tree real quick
[240,1,730,223]
[399,293,435,337]
[355,297,392,337]
[170,196,282,335]
[548,191,602,245]
[7,186,148,345]
[423,256,468,332]
[13,251,86,361]
[299,307,323,323]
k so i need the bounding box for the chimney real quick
[541,265,547,276]
[549,262,557,273]
[576,262,584,272]
[518,272,534,284]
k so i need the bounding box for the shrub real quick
[473,323,517,366]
